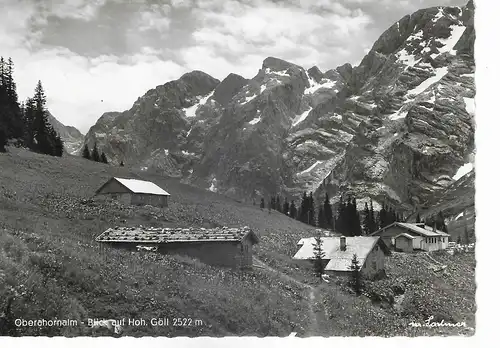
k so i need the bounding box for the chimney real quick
[433,222,436,232]
[340,236,346,251]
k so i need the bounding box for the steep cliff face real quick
[307,2,475,210]
[83,1,475,213]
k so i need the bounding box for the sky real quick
[0,0,467,134]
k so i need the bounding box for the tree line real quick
[260,191,448,235]
[82,143,108,163]
[0,57,63,156]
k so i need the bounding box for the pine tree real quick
[0,128,6,152]
[34,80,46,110]
[276,195,281,213]
[308,192,315,226]
[379,204,388,228]
[312,234,325,278]
[100,152,108,164]
[299,192,308,223]
[463,222,469,245]
[91,143,100,162]
[390,207,397,225]
[362,202,370,235]
[289,200,297,219]
[283,197,290,216]
[31,80,61,156]
[336,196,346,234]
[0,57,5,86]
[317,206,326,229]
[33,108,51,154]
[437,211,447,232]
[6,58,18,105]
[323,193,333,230]
[369,199,377,233]
[82,144,91,159]
[0,57,23,141]
[349,254,363,295]
[52,132,64,157]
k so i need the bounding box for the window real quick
[372,260,377,270]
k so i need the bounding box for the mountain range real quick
[59,0,476,217]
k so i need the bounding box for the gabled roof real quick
[95,226,259,244]
[370,222,450,237]
[96,177,171,196]
[293,236,390,272]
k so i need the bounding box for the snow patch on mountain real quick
[304,72,336,95]
[241,93,258,105]
[397,49,421,68]
[453,162,473,181]
[265,68,289,77]
[463,97,475,116]
[292,106,313,127]
[436,25,466,56]
[432,7,444,23]
[389,108,408,120]
[183,91,214,117]
[249,115,262,125]
[298,161,323,176]
[408,67,448,96]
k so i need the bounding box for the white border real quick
[2,0,498,347]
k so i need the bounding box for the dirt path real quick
[253,257,331,337]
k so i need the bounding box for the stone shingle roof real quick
[95,226,259,244]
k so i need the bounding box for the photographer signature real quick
[408,316,467,328]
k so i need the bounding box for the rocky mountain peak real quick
[262,57,300,72]
[307,66,324,83]
[212,73,248,107]
[177,70,220,96]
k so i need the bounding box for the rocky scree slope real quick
[83,1,475,213]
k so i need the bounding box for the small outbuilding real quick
[293,236,391,279]
[95,226,259,269]
[95,177,170,207]
[393,233,415,252]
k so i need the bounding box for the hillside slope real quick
[0,149,475,336]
